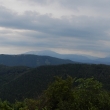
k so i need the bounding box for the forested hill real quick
[0,54,75,67]
[0,64,110,102]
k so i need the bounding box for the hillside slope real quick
[0,54,75,67]
[0,64,110,102]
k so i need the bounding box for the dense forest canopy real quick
[0,64,110,109]
[0,64,110,102]
[0,76,110,110]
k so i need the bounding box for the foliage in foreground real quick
[0,76,110,110]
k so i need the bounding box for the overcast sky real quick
[0,0,110,57]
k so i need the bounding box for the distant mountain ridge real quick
[24,50,110,65]
[0,50,109,67]
[24,50,99,64]
[0,54,76,67]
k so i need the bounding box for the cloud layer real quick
[0,0,110,57]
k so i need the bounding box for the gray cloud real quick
[0,1,110,57]
[21,0,110,10]
[0,5,109,41]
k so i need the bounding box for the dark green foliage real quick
[0,99,13,110]
[1,64,110,102]
[13,101,27,110]
[0,77,110,110]
[74,78,110,110]
[13,99,39,110]
[0,65,31,102]
[41,77,110,110]
[44,76,75,110]
[23,99,38,110]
